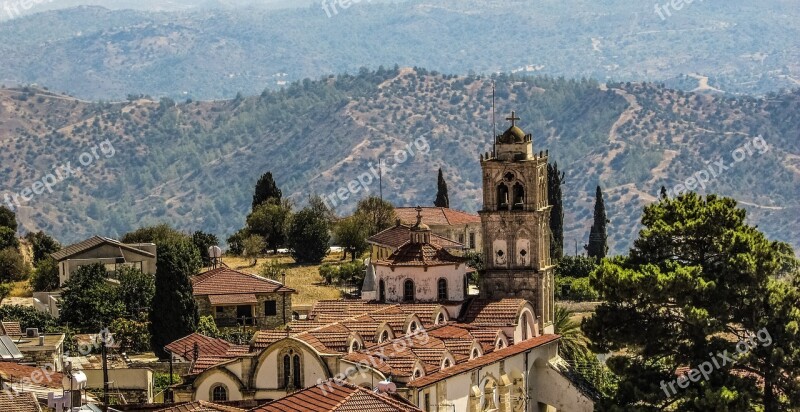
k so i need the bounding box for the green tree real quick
[110,317,151,353]
[0,305,57,332]
[355,196,395,236]
[0,227,18,250]
[243,235,266,266]
[434,168,449,208]
[0,205,16,231]
[149,238,201,359]
[247,199,291,253]
[117,267,155,319]
[226,229,247,256]
[555,255,597,279]
[196,315,220,338]
[31,257,59,292]
[258,259,287,282]
[584,194,800,411]
[25,231,61,264]
[121,223,189,245]
[252,171,282,210]
[548,162,565,260]
[59,264,125,331]
[192,231,219,266]
[334,215,369,261]
[287,205,330,264]
[586,186,608,261]
[0,283,11,304]
[0,248,31,282]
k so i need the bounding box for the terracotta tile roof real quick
[462,299,527,327]
[395,207,480,226]
[165,333,249,372]
[156,400,246,411]
[377,242,465,267]
[208,294,259,305]
[50,235,154,261]
[193,268,295,296]
[308,300,394,320]
[406,334,561,388]
[250,381,422,412]
[0,391,41,412]
[252,331,290,349]
[0,362,64,389]
[1,321,22,335]
[367,224,462,249]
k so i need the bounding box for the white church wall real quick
[194,369,243,402]
[375,264,466,302]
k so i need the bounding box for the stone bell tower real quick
[478,112,555,333]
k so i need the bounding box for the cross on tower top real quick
[414,205,423,226]
[506,111,520,127]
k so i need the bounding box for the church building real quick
[170,113,593,412]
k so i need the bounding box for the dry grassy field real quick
[218,253,345,307]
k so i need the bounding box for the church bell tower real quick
[479,112,555,333]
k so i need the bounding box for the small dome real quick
[412,222,431,231]
[500,125,526,143]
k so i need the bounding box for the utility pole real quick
[379,158,383,201]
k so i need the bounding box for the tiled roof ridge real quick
[51,235,156,260]
[192,267,294,294]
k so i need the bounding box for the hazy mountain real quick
[1,69,797,255]
[0,0,797,100]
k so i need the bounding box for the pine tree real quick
[252,172,282,210]
[149,238,201,358]
[434,168,449,208]
[548,162,565,260]
[586,186,608,261]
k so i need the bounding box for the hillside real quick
[1,68,797,255]
[0,0,798,99]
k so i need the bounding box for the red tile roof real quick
[406,334,561,388]
[462,299,527,327]
[0,391,41,412]
[368,224,462,249]
[0,362,64,389]
[155,401,246,412]
[395,207,480,226]
[193,268,295,296]
[208,294,259,305]
[249,381,422,412]
[377,242,465,267]
[1,321,22,336]
[165,333,250,374]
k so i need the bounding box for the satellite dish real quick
[208,246,222,259]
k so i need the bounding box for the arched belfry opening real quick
[497,184,509,210]
[512,182,525,210]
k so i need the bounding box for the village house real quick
[192,267,296,329]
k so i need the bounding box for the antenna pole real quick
[379,159,383,201]
[492,81,497,156]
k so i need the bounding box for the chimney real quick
[39,336,45,346]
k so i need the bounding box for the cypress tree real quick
[252,172,282,210]
[586,186,609,261]
[433,168,450,208]
[547,162,565,260]
[149,238,201,358]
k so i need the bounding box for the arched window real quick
[413,368,422,379]
[436,312,446,325]
[471,348,480,359]
[211,385,227,402]
[403,279,415,302]
[380,330,390,343]
[437,278,448,300]
[350,339,360,353]
[442,358,452,369]
[378,280,386,302]
[292,354,301,389]
[497,184,509,209]
[282,354,291,388]
[512,182,525,210]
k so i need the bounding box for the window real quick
[292,354,301,388]
[437,278,448,301]
[424,393,430,411]
[265,300,277,316]
[215,306,224,314]
[497,184,509,209]
[458,234,465,244]
[282,354,291,388]
[512,182,525,210]
[211,385,227,402]
[469,232,476,249]
[378,280,386,302]
[436,312,446,325]
[442,358,451,369]
[403,280,415,302]
[379,330,390,343]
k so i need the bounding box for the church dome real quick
[500,125,526,143]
